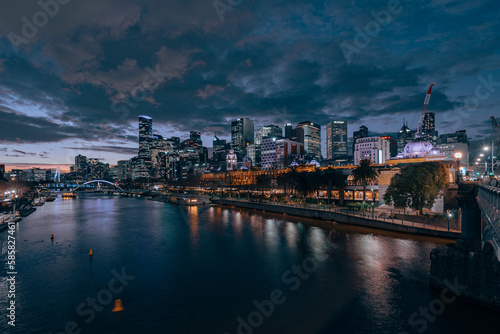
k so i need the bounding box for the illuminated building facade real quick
[326,120,347,160]
[299,121,321,160]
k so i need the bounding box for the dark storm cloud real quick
[63,145,137,155]
[0,0,499,151]
[12,149,36,156]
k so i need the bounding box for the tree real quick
[295,171,311,198]
[289,166,300,196]
[383,162,448,215]
[277,172,292,196]
[332,170,348,206]
[307,167,324,202]
[352,159,379,203]
[256,174,271,197]
[323,167,336,204]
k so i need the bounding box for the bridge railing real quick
[477,184,500,256]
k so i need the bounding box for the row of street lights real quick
[3,190,17,198]
[473,143,497,176]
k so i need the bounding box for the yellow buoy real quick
[89,249,93,257]
[112,299,124,312]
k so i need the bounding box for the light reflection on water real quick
[0,197,498,334]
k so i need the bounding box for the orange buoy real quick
[112,299,124,312]
[89,249,93,257]
[51,233,54,240]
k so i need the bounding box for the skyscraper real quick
[250,124,283,167]
[139,115,153,157]
[353,125,368,155]
[284,123,293,140]
[421,112,437,145]
[75,154,87,179]
[397,123,415,153]
[326,120,347,160]
[255,125,282,145]
[231,118,254,152]
[213,135,227,151]
[298,121,321,160]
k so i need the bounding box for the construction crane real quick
[491,115,500,162]
[415,82,435,138]
[491,115,499,141]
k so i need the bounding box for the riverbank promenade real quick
[212,197,461,239]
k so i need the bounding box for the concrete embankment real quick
[212,199,460,240]
[430,244,500,312]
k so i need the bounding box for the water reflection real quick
[9,198,497,334]
[187,206,199,247]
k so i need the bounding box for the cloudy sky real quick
[0,0,499,167]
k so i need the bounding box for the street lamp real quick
[446,210,452,231]
[484,143,495,176]
[454,152,462,184]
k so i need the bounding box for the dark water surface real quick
[1,196,499,334]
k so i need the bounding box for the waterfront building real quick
[326,120,347,160]
[7,169,23,182]
[354,136,391,165]
[299,121,321,160]
[22,168,51,182]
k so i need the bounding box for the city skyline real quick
[1,0,499,166]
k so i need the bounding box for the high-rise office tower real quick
[421,112,437,145]
[353,125,368,155]
[139,115,153,157]
[181,131,202,149]
[298,121,321,159]
[231,118,254,152]
[75,154,87,179]
[255,125,282,145]
[190,131,201,141]
[284,123,293,140]
[250,125,283,167]
[213,135,227,151]
[397,122,415,153]
[326,120,347,160]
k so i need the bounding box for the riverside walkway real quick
[212,197,461,239]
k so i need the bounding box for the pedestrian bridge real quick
[477,183,500,261]
[73,180,125,192]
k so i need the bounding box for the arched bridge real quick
[74,180,125,192]
[477,183,500,261]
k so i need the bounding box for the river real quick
[0,196,499,333]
